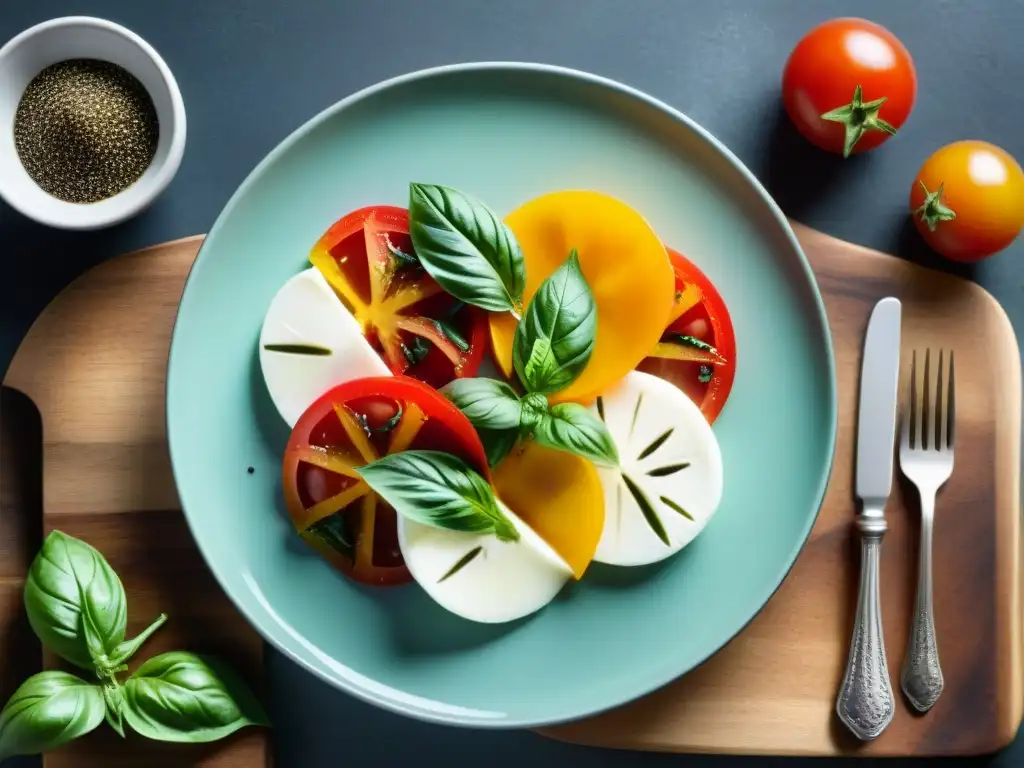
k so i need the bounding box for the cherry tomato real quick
[310,206,488,388]
[909,140,1024,262]
[782,18,916,157]
[282,376,489,586]
[638,249,736,424]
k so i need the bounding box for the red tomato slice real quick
[282,376,490,586]
[309,206,488,389]
[638,249,736,423]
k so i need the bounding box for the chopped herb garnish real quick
[660,495,694,522]
[401,337,431,366]
[306,513,356,560]
[622,473,669,545]
[263,343,332,356]
[356,403,404,434]
[699,365,713,383]
[637,427,673,461]
[596,396,606,422]
[661,334,726,364]
[386,241,421,270]
[433,318,470,352]
[629,393,643,437]
[647,462,691,477]
[438,546,483,583]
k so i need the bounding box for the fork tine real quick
[922,349,931,450]
[947,350,956,449]
[935,350,944,451]
[906,350,918,449]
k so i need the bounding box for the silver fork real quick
[898,348,955,712]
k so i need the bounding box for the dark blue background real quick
[2,1,1022,765]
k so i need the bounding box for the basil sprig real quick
[512,249,596,394]
[357,450,519,542]
[440,249,618,468]
[408,183,526,313]
[0,532,268,761]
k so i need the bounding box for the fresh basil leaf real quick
[533,402,620,466]
[122,652,268,743]
[23,530,127,671]
[512,249,597,394]
[408,183,526,312]
[518,392,550,434]
[357,450,519,542]
[477,427,519,468]
[442,378,522,430]
[0,671,105,761]
[102,682,126,738]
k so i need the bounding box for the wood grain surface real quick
[1,225,1020,760]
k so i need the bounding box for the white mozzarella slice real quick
[259,267,390,426]
[397,502,573,624]
[588,371,723,566]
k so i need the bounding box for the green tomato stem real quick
[820,85,898,158]
[914,181,957,232]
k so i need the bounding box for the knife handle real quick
[836,516,895,740]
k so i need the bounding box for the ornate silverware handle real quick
[901,499,943,711]
[836,515,895,740]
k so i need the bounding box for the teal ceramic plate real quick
[167,63,837,728]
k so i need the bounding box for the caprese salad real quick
[259,183,735,624]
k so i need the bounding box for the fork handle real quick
[836,516,895,740]
[901,497,943,711]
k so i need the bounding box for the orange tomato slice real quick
[489,191,675,403]
[492,441,604,579]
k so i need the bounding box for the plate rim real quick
[166,61,838,728]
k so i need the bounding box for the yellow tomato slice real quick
[492,441,604,579]
[490,190,675,402]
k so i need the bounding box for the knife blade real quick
[855,297,902,505]
[836,296,901,741]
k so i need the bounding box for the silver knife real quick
[836,297,902,740]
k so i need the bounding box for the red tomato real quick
[282,376,489,586]
[782,18,916,157]
[909,140,1024,262]
[310,206,488,388]
[638,249,736,424]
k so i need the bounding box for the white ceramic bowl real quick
[0,17,186,230]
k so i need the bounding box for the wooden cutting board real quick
[1,224,1019,761]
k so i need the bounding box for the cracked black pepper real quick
[13,59,159,204]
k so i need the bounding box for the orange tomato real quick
[909,141,1024,262]
[489,191,675,403]
[492,441,604,579]
[782,18,916,157]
